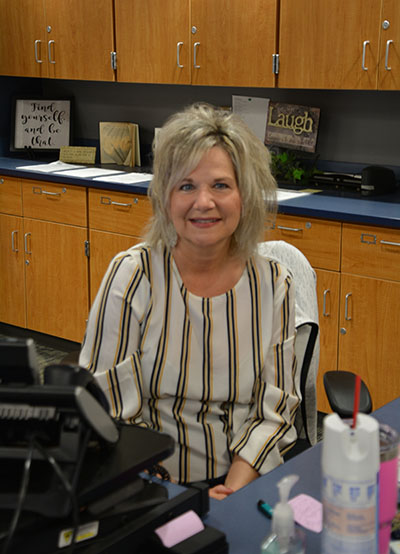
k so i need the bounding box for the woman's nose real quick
[194,187,215,209]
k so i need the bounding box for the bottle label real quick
[322,473,377,553]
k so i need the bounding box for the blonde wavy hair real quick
[145,103,277,259]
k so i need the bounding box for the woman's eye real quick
[214,182,228,189]
[179,183,194,191]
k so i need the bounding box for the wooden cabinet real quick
[266,213,342,411]
[21,180,89,342]
[268,214,400,411]
[315,269,340,413]
[266,214,341,271]
[339,223,400,408]
[341,223,400,282]
[338,273,400,410]
[0,179,89,342]
[23,217,89,342]
[0,0,47,78]
[0,0,115,81]
[115,0,190,84]
[115,0,278,87]
[88,188,152,304]
[190,0,278,87]
[378,0,400,90]
[0,177,26,327]
[278,0,388,90]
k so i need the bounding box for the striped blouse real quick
[79,243,299,484]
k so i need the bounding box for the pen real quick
[257,499,273,519]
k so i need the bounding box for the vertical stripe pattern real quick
[79,245,299,483]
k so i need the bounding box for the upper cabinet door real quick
[115,0,191,84]
[0,0,47,78]
[44,0,115,81]
[278,0,382,90]
[191,0,278,87]
[378,0,400,90]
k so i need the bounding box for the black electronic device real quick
[0,337,41,385]
[360,165,397,196]
[0,338,173,520]
[0,338,229,554]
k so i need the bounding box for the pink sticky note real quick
[155,510,205,548]
[289,494,323,533]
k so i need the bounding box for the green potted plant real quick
[269,148,320,186]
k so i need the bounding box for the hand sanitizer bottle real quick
[260,475,305,554]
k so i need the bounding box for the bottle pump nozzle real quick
[271,474,298,550]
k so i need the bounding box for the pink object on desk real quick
[289,494,323,533]
[379,424,399,554]
[155,510,204,548]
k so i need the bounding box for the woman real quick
[79,103,300,500]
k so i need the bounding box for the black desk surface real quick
[203,398,400,554]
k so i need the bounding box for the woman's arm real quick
[209,455,259,500]
[224,454,259,490]
[228,263,299,478]
[79,249,149,421]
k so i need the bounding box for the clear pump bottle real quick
[260,475,305,554]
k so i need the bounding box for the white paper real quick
[93,172,153,184]
[277,189,313,202]
[52,168,124,178]
[232,95,270,142]
[16,161,85,173]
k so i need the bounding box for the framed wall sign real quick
[11,98,72,151]
[265,102,320,153]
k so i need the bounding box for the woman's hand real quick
[208,484,235,500]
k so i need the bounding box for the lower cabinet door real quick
[0,214,26,328]
[315,268,340,413]
[24,218,89,343]
[89,230,141,306]
[338,273,400,410]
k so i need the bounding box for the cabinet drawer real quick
[266,214,342,271]
[0,176,22,215]
[22,180,87,226]
[89,188,152,235]
[342,223,400,282]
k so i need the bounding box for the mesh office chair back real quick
[258,240,320,457]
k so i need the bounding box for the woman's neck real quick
[172,244,247,297]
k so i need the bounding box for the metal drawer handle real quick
[33,186,65,196]
[177,42,184,68]
[276,225,302,232]
[24,232,32,255]
[48,40,56,64]
[385,39,393,71]
[380,239,400,247]
[322,289,330,317]
[362,40,370,71]
[11,230,19,252]
[42,190,61,197]
[34,40,43,63]
[193,42,200,68]
[101,196,132,208]
[344,292,352,321]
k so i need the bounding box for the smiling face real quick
[168,146,242,256]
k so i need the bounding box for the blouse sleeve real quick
[230,265,299,474]
[79,248,151,423]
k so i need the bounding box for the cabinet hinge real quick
[85,240,90,258]
[272,53,280,75]
[111,51,117,70]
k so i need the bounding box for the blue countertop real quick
[1,157,400,228]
